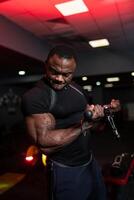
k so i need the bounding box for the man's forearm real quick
[37,123,82,148]
[37,120,94,150]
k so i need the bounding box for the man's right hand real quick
[86,104,104,120]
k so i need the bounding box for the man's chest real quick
[51,85,87,118]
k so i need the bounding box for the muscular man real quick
[22,45,120,200]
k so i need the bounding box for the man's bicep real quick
[25,113,55,143]
[25,115,38,143]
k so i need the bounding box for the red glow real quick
[25,156,34,162]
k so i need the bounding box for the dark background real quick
[0,1,134,199]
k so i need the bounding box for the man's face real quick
[45,54,76,90]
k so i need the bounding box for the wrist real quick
[81,121,90,136]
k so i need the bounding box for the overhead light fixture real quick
[83,85,92,91]
[55,0,88,16]
[106,77,120,82]
[104,83,113,88]
[89,39,109,48]
[131,72,134,76]
[82,76,88,81]
[96,81,101,86]
[18,70,25,75]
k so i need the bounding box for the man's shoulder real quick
[70,81,84,92]
[70,81,81,87]
[21,79,51,116]
[70,81,92,103]
[23,79,50,99]
[21,79,52,109]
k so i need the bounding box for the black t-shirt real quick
[21,78,92,166]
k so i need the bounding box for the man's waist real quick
[50,152,93,168]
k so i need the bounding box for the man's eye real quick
[50,68,58,75]
[64,73,71,77]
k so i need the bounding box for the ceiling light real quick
[18,70,25,75]
[104,83,113,88]
[106,77,120,82]
[89,39,109,48]
[55,0,88,16]
[96,81,101,86]
[83,85,92,91]
[82,76,88,81]
[131,72,134,76]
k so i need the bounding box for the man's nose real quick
[55,75,64,82]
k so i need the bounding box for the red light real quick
[25,156,34,162]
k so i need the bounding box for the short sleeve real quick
[21,86,50,116]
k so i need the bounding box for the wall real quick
[75,49,134,76]
[0,15,49,61]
